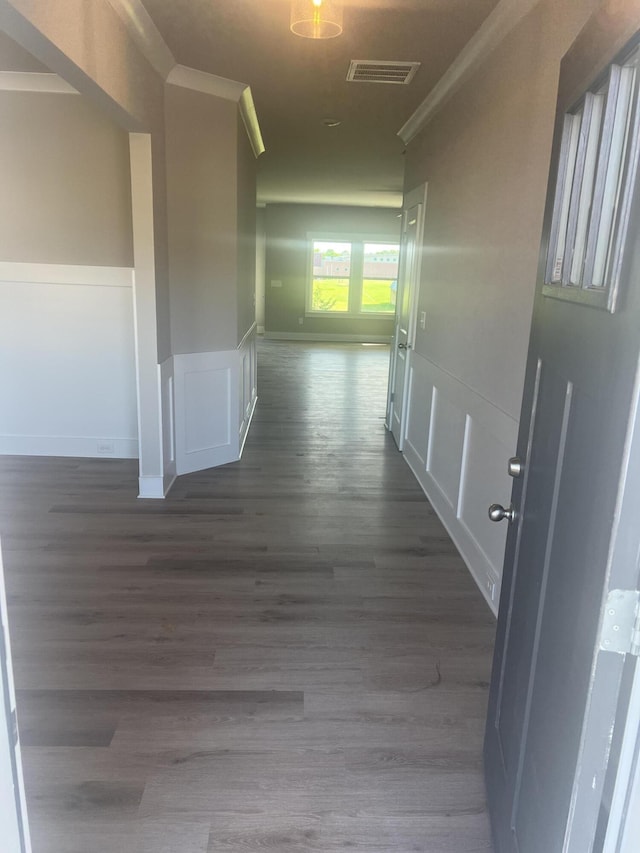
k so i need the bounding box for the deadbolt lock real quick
[508,457,523,478]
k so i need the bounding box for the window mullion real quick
[351,242,364,314]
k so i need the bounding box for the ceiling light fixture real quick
[290,0,343,39]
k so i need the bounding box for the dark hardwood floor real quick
[0,340,496,852]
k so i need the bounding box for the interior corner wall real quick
[264,204,401,339]
[401,0,601,609]
[255,207,266,332]
[150,126,172,364]
[165,84,239,356]
[236,112,257,346]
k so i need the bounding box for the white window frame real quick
[305,232,400,319]
[543,43,640,312]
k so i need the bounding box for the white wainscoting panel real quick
[0,262,138,459]
[403,351,518,612]
[173,325,257,476]
[428,388,467,510]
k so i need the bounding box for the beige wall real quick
[165,85,257,355]
[236,113,257,344]
[0,0,171,360]
[264,204,400,337]
[165,85,237,354]
[405,0,601,421]
[0,91,133,266]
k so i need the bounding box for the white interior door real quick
[386,183,426,448]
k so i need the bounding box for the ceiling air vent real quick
[346,60,420,85]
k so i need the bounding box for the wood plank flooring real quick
[0,340,496,852]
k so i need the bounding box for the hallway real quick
[0,340,496,852]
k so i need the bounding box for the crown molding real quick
[167,64,246,101]
[0,71,79,94]
[239,87,266,158]
[398,0,540,144]
[102,4,266,158]
[105,0,175,79]
[167,65,265,158]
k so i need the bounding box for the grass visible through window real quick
[361,279,396,313]
[311,278,350,312]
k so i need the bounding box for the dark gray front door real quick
[484,8,640,853]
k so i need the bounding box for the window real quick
[307,236,400,317]
[544,44,640,311]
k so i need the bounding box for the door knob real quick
[397,342,411,350]
[508,457,523,478]
[488,503,516,523]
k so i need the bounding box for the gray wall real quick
[405,0,601,421]
[165,85,239,355]
[264,204,401,338]
[255,206,266,330]
[236,112,257,344]
[0,91,133,266]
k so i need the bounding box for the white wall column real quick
[129,133,167,498]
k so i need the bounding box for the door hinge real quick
[600,590,640,656]
[390,392,395,403]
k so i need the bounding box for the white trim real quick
[239,395,258,457]
[239,88,266,158]
[257,325,265,335]
[404,440,499,615]
[138,474,169,500]
[137,472,177,500]
[604,658,640,853]
[0,71,78,94]
[0,435,138,459]
[158,357,176,491]
[238,321,258,351]
[265,332,392,343]
[0,262,133,287]
[167,64,246,101]
[105,0,176,79]
[398,0,540,143]
[103,3,266,157]
[167,65,265,159]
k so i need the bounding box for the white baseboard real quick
[138,474,173,499]
[0,435,138,459]
[264,331,392,343]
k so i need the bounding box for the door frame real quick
[385,182,427,448]
[603,657,640,853]
[0,539,30,852]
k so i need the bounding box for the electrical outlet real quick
[298,317,304,325]
[419,311,427,330]
[97,441,115,455]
